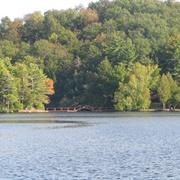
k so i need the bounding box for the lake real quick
[0,112,180,179]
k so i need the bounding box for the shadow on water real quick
[0,119,90,129]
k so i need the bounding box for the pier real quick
[46,105,114,112]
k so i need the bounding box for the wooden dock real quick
[46,105,114,112]
[46,107,78,112]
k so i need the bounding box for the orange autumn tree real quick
[46,78,55,95]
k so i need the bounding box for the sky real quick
[0,0,98,21]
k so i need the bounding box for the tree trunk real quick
[163,103,166,110]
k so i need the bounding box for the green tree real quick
[53,9,76,30]
[128,29,152,65]
[95,58,118,106]
[13,62,30,108]
[103,19,117,34]
[27,63,50,109]
[55,26,79,52]
[0,59,22,112]
[114,75,151,111]
[0,40,17,59]
[164,34,180,82]
[114,62,160,111]
[13,62,52,110]
[21,11,44,43]
[166,72,180,109]
[43,10,60,38]
[14,42,31,63]
[80,22,102,41]
[171,88,180,109]
[0,16,12,40]
[1,17,23,43]
[104,31,137,65]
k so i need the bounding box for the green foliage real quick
[26,63,50,109]
[0,0,180,110]
[114,75,151,111]
[80,22,102,41]
[0,59,21,112]
[163,34,180,82]
[103,31,137,65]
[114,63,159,110]
[96,58,118,106]
[21,12,44,43]
[158,73,171,109]
[0,40,17,58]
[0,58,52,112]
[166,72,180,108]
[158,72,180,109]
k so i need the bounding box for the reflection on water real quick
[0,112,180,179]
[0,119,90,129]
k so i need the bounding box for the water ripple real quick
[1,112,180,179]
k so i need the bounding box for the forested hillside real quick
[0,0,180,112]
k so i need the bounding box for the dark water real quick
[0,112,180,179]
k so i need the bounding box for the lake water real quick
[0,112,180,179]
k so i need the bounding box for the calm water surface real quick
[0,112,180,179]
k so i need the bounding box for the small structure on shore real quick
[46,105,114,112]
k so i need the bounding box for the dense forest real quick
[0,0,180,112]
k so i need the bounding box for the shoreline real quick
[19,109,48,113]
[17,108,180,113]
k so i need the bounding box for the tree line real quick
[0,0,180,112]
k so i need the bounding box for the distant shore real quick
[139,109,180,112]
[18,108,180,113]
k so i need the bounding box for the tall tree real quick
[166,72,180,109]
[0,59,22,112]
[21,11,44,43]
[103,31,137,65]
[164,34,180,82]
[0,16,12,40]
[13,62,30,108]
[27,63,51,109]
[114,63,160,110]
